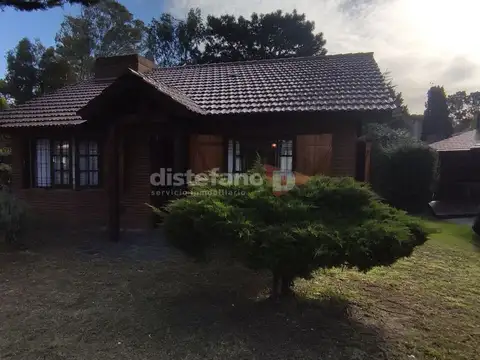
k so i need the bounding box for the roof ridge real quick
[150,52,375,72]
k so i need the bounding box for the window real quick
[278,140,293,172]
[78,140,100,187]
[32,138,100,189]
[227,140,243,173]
[227,138,294,173]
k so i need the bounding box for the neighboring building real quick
[0,53,395,240]
[430,113,480,205]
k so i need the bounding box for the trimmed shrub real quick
[159,174,429,298]
[367,123,438,212]
[0,190,27,245]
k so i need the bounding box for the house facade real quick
[0,53,394,240]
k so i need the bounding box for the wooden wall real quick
[296,134,332,176]
[189,135,223,173]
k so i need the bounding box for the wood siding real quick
[189,134,223,173]
[296,134,333,176]
[331,124,357,177]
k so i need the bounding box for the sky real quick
[0,0,478,114]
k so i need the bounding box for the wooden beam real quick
[107,124,120,242]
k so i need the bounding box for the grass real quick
[0,222,479,360]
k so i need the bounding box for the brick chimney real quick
[94,54,155,79]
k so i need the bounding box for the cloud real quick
[164,0,479,114]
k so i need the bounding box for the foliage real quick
[0,0,99,11]
[0,163,11,188]
[199,10,327,63]
[0,96,7,110]
[447,90,480,133]
[159,174,429,298]
[0,38,75,104]
[383,71,410,129]
[38,47,75,95]
[366,123,438,212]
[422,86,453,142]
[0,38,42,104]
[144,8,204,66]
[55,0,145,80]
[0,190,26,245]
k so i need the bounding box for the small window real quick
[278,140,293,172]
[227,140,244,173]
[77,140,100,187]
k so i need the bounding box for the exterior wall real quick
[120,126,152,229]
[10,125,152,231]
[188,117,358,177]
[331,122,358,177]
[10,133,109,229]
[8,113,361,231]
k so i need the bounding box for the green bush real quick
[159,174,429,298]
[0,190,27,245]
[367,123,438,212]
[0,163,12,189]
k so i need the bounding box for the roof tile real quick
[0,53,395,127]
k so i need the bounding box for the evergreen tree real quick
[422,86,453,142]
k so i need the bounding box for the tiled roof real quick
[0,78,111,127]
[0,53,395,127]
[150,53,395,115]
[430,130,480,152]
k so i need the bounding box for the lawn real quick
[0,222,479,360]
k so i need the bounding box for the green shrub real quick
[0,190,27,245]
[159,174,429,298]
[0,163,12,189]
[367,123,438,212]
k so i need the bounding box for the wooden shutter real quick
[295,134,332,176]
[189,135,224,173]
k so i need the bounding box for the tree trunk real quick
[271,271,294,300]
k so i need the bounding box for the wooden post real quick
[107,124,120,242]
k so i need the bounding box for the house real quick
[430,114,480,213]
[0,53,394,240]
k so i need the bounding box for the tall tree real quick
[0,38,42,104]
[55,0,145,80]
[200,10,327,63]
[447,91,480,132]
[0,0,98,11]
[144,8,204,66]
[422,86,453,142]
[38,47,75,95]
[383,71,410,129]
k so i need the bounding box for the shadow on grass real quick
[471,233,480,252]
[127,263,390,360]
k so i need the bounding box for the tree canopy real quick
[144,8,204,66]
[200,10,327,63]
[422,86,453,142]
[0,0,99,11]
[447,91,480,132]
[55,0,145,80]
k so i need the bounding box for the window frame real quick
[225,137,295,173]
[30,137,102,190]
[32,137,73,189]
[75,138,102,189]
